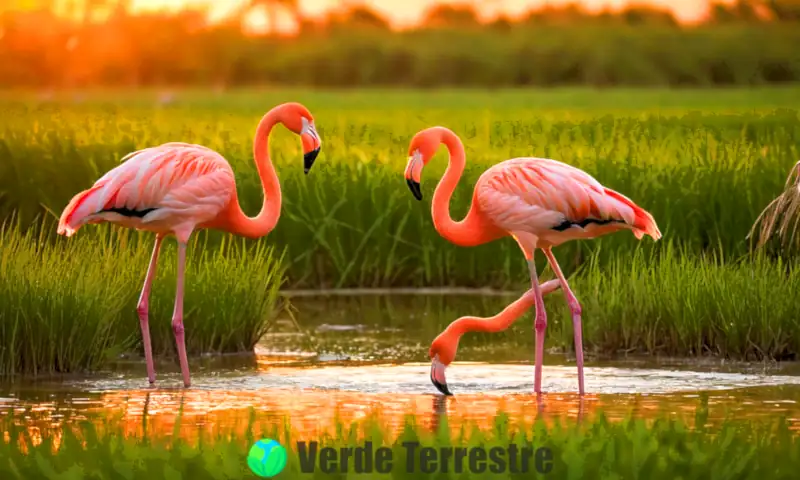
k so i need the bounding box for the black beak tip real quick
[304,147,320,174]
[430,370,453,396]
[432,378,453,396]
[406,179,423,201]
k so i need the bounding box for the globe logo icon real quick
[247,438,287,478]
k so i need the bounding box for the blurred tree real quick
[523,3,593,24]
[247,0,300,35]
[619,4,677,25]
[1,0,799,88]
[489,14,513,31]
[709,0,762,22]
[345,5,389,29]
[761,0,800,20]
[327,4,389,31]
[422,3,480,28]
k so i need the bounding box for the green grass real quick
[1,403,798,479]
[1,87,800,372]
[0,219,286,377]
[550,245,800,360]
[1,88,798,289]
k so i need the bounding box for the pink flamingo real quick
[404,126,661,396]
[57,102,321,388]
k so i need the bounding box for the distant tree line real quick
[1,0,799,88]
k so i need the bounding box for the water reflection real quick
[2,364,799,445]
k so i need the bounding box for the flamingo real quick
[403,126,661,396]
[56,102,321,388]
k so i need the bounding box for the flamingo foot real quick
[430,355,452,396]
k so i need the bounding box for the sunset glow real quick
[127,0,728,32]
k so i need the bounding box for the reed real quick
[0,219,286,377]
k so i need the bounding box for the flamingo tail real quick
[57,182,107,237]
[603,188,662,241]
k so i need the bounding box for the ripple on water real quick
[2,362,800,441]
[60,362,800,395]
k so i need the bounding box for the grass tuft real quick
[556,245,800,360]
[0,218,287,377]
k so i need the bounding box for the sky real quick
[127,0,724,30]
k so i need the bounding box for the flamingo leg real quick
[172,241,191,388]
[542,247,585,395]
[527,254,548,394]
[137,234,164,384]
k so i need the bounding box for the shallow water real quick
[2,295,800,441]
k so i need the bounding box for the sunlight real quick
[124,0,724,31]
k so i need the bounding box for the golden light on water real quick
[3,383,799,452]
[2,352,800,450]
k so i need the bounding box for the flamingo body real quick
[474,157,660,249]
[58,143,235,242]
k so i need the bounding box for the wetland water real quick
[2,295,800,441]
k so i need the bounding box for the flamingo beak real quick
[304,147,320,174]
[404,150,423,201]
[301,119,321,174]
[430,355,452,396]
[407,178,422,201]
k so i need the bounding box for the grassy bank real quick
[1,89,799,289]
[1,406,798,479]
[0,221,286,377]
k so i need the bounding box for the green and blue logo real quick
[247,438,288,478]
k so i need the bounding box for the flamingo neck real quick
[431,129,503,247]
[449,290,537,337]
[432,281,560,365]
[223,110,282,239]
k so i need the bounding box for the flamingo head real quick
[428,329,460,396]
[404,129,440,200]
[279,102,321,174]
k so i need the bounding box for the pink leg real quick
[137,235,164,385]
[542,248,584,395]
[527,254,548,394]
[172,241,191,388]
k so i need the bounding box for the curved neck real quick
[447,280,560,336]
[431,129,503,247]
[223,110,282,239]
[449,290,538,337]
